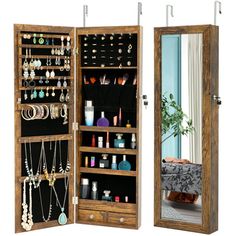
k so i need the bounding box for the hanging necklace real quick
[21,177,33,231]
[24,141,42,188]
[52,176,69,225]
[43,140,57,186]
[58,140,71,175]
[38,184,53,222]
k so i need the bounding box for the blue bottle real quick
[118,155,131,171]
[111,155,117,170]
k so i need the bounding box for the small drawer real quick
[78,209,106,223]
[108,212,136,226]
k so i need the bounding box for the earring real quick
[59,89,65,102]
[24,90,28,100]
[65,57,70,71]
[51,87,55,97]
[46,69,50,79]
[39,88,45,98]
[127,44,132,53]
[55,56,58,66]
[33,88,37,99]
[30,89,34,100]
[50,70,55,78]
[46,87,49,97]
[58,56,61,65]
[39,76,43,84]
[51,39,55,55]
[45,38,50,45]
[38,34,44,45]
[48,57,52,66]
[57,77,62,88]
[61,36,64,55]
[33,33,37,44]
[66,36,71,52]
[63,77,67,88]
[65,89,70,102]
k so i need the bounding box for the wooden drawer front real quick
[108,213,136,226]
[78,209,105,223]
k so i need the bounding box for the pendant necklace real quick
[58,140,71,175]
[52,176,69,225]
[24,141,43,188]
[43,140,57,186]
[21,177,33,231]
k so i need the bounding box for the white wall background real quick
[0,0,234,235]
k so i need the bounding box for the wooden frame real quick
[154,25,219,234]
[15,24,142,232]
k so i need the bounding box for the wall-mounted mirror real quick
[154,25,219,234]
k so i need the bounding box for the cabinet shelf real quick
[80,167,136,177]
[79,125,136,133]
[81,66,137,70]
[19,76,71,80]
[19,33,69,39]
[79,146,137,155]
[17,102,71,111]
[19,86,71,91]
[20,65,71,70]
[18,134,73,143]
[19,44,69,49]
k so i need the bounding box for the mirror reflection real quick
[161,33,202,224]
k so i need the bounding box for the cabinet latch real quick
[72,122,79,131]
[72,196,78,205]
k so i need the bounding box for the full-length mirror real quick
[161,33,202,224]
[154,25,219,234]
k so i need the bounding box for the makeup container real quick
[80,178,90,199]
[84,100,94,126]
[111,155,117,170]
[114,134,125,148]
[91,181,98,200]
[118,155,131,171]
[99,154,109,168]
[90,156,95,167]
[102,190,112,201]
[98,136,103,148]
[97,111,109,127]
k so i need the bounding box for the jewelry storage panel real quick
[76,26,142,229]
[15,25,75,232]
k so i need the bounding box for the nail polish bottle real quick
[131,133,136,149]
[84,100,94,126]
[114,134,125,148]
[118,155,131,171]
[97,111,109,127]
[102,190,112,201]
[111,155,117,170]
[99,154,109,168]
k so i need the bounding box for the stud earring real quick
[38,34,44,45]
[51,87,55,97]
[39,88,45,98]
[65,89,70,102]
[57,77,62,88]
[33,33,37,44]
[59,89,65,102]
[63,77,67,88]
[46,87,49,97]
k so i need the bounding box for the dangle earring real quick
[46,87,49,97]
[65,89,70,102]
[66,36,71,54]
[50,70,55,79]
[39,88,45,98]
[48,56,52,66]
[55,56,58,66]
[60,36,64,55]
[51,39,55,55]
[58,56,61,66]
[39,76,43,84]
[33,88,37,99]
[23,49,29,79]
[45,38,50,45]
[24,90,28,100]
[57,77,62,88]
[63,77,67,88]
[33,33,37,44]
[38,34,44,45]
[65,57,70,71]
[59,89,65,102]
[51,87,55,97]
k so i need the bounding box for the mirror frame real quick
[154,25,219,234]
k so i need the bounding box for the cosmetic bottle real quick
[84,100,94,126]
[98,136,103,148]
[102,190,112,201]
[125,196,129,203]
[90,156,95,167]
[118,107,122,127]
[113,116,118,126]
[91,134,96,147]
[97,111,109,127]
[80,178,90,199]
[106,132,110,148]
[91,181,98,200]
[126,120,131,128]
[115,196,120,202]
[131,133,136,149]
[114,134,125,148]
[99,154,109,168]
[118,155,131,171]
[111,155,117,170]
[84,156,88,167]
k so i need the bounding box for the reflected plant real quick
[162,93,194,143]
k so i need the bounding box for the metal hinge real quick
[73,47,79,55]
[72,196,78,205]
[17,98,21,104]
[72,122,79,131]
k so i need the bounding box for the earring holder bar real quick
[18,134,73,143]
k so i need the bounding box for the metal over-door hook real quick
[214,1,222,25]
[166,5,174,27]
[142,95,148,109]
[83,5,88,27]
[137,2,143,25]
[213,95,222,105]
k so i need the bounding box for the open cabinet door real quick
[14,24,75,232]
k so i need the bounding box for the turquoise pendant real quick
[58,210,67,225]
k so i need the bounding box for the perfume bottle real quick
[131,133,136,149]
[84,156,88,167]
[80,178,90,199]
[90,156,95,167]
[118,155,131,171]
[118,107,122,127]
[114,134,125,148]
[91,134,96,147]
[98,136,103,148]
[84,100,94,126]
[111,155,117,170]
[106,132,110,148]
[102,190,112,201]
[97,111,109,127]
[99,154,109,168]
[91,181,98,200]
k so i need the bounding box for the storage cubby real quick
[15,25,141,232]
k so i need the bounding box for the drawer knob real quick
[89,214,94,220]
[119,217,125,223]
